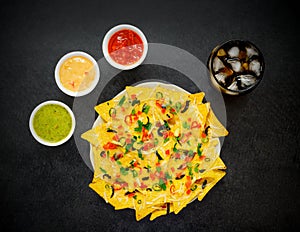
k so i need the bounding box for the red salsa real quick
[108,29,144,66]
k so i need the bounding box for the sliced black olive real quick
[143,116,150,126]
[146,188,152,191]
[105,184,114,198]
[125,191,136,196]
[142,176,149,181]
[107,128,117,133]
[166,203,170,214]
[103,174,111,179]
[156,151,163,161]
[202,179,207,189]
[177,163,187,170]
[199,169,206,173]
[204,126,210,135]
[100,151,106,157]
[143,166,151,173]
[132,99,140,106]
[180,100,190,113]
[157,126,164,136]
[175,174,185,180]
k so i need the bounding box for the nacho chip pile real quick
[81,85,228,221]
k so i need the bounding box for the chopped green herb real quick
[100,167,107,173]
[138,150,144,160]
[142,104,150,114]
[134,120,143,132]
[132,170,138,178]
[165,172,172,180]
[143,122,152,131]
[131,109,136,115]
[159,178,167,191]
[116,160,122,165]
[182,121,190,129]
[118,96,126,106]
[120,167,129,176]
[163,137,170,143]
[175,102,182,112]
[197,143,202,156]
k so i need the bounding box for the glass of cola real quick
[208,40,264,95]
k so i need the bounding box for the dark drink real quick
[208,40,264,95]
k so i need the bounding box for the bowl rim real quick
[208,39,265,94]
[102,24,148,70]
[29,100,76,146]
[54,51,100,97]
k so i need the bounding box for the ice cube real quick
[228,46,239,58]
[213,56,225,72]
[227,81,239,91]
[237,74,257,87]
[246,46,259,58]
[227,59,242,72]
[215,73,227,84]
[249,59,261,76]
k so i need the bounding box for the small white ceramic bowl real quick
[29,100,76,146]
[102,24,148,70]
[55,51,100,97]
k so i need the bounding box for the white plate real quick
[89,81,220,169]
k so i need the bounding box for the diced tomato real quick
[165,150,170,155]
[112,134,119,141]
[171,167,175,173]
[161,108,166,114]
[185,176,192,189]
[127,192,135,198]
[150,173,156,181]
[113,183,122,190]
[191,121,201,129]
[118,125,123,130]
[140,182,147,189]
[131,94,136,100]
[188,118,192,122]
[186,189,191,195]
[103,142,117,150]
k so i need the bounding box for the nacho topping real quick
[82,85,228,221]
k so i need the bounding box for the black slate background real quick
[1,0,299,231]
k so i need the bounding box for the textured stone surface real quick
[1,0,299,231]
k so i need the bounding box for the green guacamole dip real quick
[33,104,72,143]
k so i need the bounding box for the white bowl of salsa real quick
[29,100,76,146]
[102,24,148,70]
[55,51,100,97]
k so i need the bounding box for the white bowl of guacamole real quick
[29,100,76,146]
